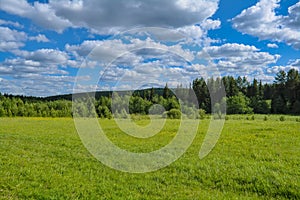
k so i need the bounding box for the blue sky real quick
[0,0,300,96]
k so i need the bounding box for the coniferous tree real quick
[163,83,170,99]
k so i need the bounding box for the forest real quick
[0,69,299,118]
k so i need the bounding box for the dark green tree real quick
[163,83,170,99]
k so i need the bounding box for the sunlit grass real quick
[0,116,299,199]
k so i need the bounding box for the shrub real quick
[227,92,253,114]
[198,109,206,120]
[120,108,129,119]
[279,116,285,121]
[114,109,128,119]
[97,105,112,119]
[213,112,223,120]
[162,111,168,119]
[181,105,197,119]
[167,109,181,119]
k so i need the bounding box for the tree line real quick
[0,95,72,117]
[0,69,299,118]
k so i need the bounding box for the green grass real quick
[0,117,299,199]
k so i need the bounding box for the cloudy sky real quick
[0,0,300,96]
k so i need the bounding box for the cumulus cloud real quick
[231,0,300,49]
[91,58,200,91]
[0,19,23,28]
[51,0,219,33]
[22,49,69,65]
[266,59,300,76]
[69,37,207,92]
[0,0,220,96]
[267,43,279,48]
[29,34,50,43]
[66,38,195,65]
[0,26,50,53]
[290,59,300,67]
[200,42,300,82]
[0,26,27,52]
[0,42,24,53]
[0,48,77,96]
[266,64,300,76]
[283,2,300,29]
[0,58,68,76]
[0,47,74,95]
[201,19,221,30]
[0,74,76,96]
[0,0,219,34]
[199,43,280,76]
[178,20,221,46]
[200,43,259,58]
[0,0,72,33]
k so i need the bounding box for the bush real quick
[213,112,223,120]
[167,109,181,119]
[198,109,206,120]
[227,93,253,114]
[114,109,129,119]
[97,105,112,119]
[181,105,197,119]
[162,111,168,119]
[251,115,255,120]
[264,116,268,121]
[120,108,129,119]
[149,104,165,115]
[279,116,285,121]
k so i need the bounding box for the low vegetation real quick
[0,117,299,199]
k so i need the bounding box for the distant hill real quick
[44,88,167,101]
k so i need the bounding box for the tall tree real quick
[163,83,170,99]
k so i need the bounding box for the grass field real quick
[0,116,299,199]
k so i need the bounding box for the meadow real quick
[0,116,299,199]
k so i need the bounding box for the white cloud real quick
[201,43,259,58]
[283,2,300,29]
[0,26,49,53]
[200,19,221,30]
[0,57,69,76]
[19,49,70,65]
[0,49,78,96]
[0,47,75,96]
[69,37,208,92]
[0,41,24,52]
[66,38,195,65]
[232,0,300,49]
[29,34,50,43]
[290,59,300,67]
[0,0,221,96]
[0,75,76,97]
[267,43,279,48]
[53,0,219,32]
[250,68,275,83]
[0,27,27,43]
[0,0,72,33]
[0,19,23,28]
[266,65,300,75]
[0,26,27,52]
[199,43,280,77]
[0,0,219,34]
